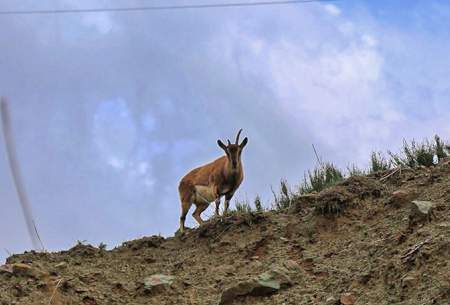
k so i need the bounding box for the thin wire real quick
[0,98,44,252]
[0,0,338,15]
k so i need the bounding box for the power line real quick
[0,0,338,15]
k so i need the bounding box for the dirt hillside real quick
[1,160,450,305]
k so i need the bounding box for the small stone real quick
[402,275,417,287]
[409,200,437,224]
[325,296,338,305]
[219,281,263,305]
[387,190,415,207]
[144,274,174,287]
[82,296,97,305]
[340,292,356,305]
[142,274,174,294]
[436,221,450,228]
[282,260,301,272]
[257,268,292,290]
[10,263,37,278]
[55,262,67,269]
[219,266,293,305]
[0,264,14,274]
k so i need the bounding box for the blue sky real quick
[1,0,450,262]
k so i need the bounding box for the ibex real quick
[178,129,248,233]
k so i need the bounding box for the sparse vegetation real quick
[369,151,391,173]
[433,135,448,161]
[388,136,449,168]
[388,139,434,168]
[234,199,253,214]
[253,195,263,213]
[76,240,87,246]
[347,164,366,177]
[272,179,293,210]
[98,242,107,251]
[299,162,344,195]
[235,135,449,216]
[2,135,450,305]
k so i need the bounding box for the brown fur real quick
[178,130,248,233]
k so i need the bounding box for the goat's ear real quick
[240,137,248,149]
[217,139,227,151]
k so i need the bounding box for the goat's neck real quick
[224,160,242,177]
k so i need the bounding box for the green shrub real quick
[299,162,344,195]
[388,138,438,168]
[272,179,292,210]
[347,164,366,177]
[254,195,264,213]
[235,199,253,214]
[434,135,448,161]
[369,151,391,173]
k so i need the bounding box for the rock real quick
[219,266,293,304]
[282,260,301,272]
[340,292,356,305]
[0,264,14,274]
[325,296,338,305]
[386,190,416,207]
[55,262,67,269]
[0,263,38,278]
[409,200,437,224]
[301,257,315,272]
[82,296,97,305]
[257,267,292,290]
[142,274,174,294]
[12,263,33,275]
[436,221,450,228]
[359,271,372,284]
[402,275,417,288]
[219,281,265,305]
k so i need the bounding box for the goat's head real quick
[217,129,248,170]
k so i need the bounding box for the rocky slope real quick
[1,160,450,305]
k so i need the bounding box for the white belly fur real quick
[194,185,216,204]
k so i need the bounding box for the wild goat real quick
[178,129,248,233]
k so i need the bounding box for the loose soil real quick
[1,160,450,305]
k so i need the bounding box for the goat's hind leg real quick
[192,202,209,225]
[179,199,192,233]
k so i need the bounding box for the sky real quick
[1,0,450,262]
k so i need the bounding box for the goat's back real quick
[179,156,227,188]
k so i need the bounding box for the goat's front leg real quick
[214,197,221,216]
[224,193,234,215]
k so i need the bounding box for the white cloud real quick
[209,4,450,166]
[323,4,341,16]
[138,162,149,175]
[361,34,378,47]
[107,156,125,170]
[81,13,115,35]
[93,98,137,169]
[60,0,116,34]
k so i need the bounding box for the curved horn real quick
[235,129,243,144]
[227,139,231,145]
